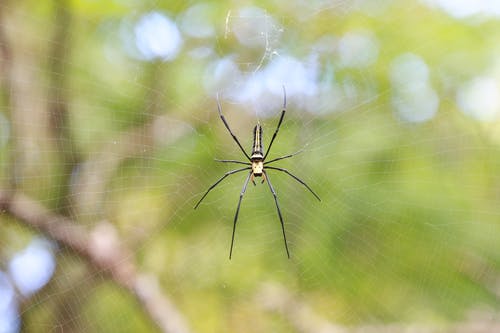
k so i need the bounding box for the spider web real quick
[1,0,500,332]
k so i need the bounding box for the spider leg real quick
[263,170,290,259]
[265,149,303,165]
[217,95,252,161]
[194,167,251,209]
[215,159,250,166]
[263,87,287,160]
[251,173,257,186]
[266,166,321,201]
[229,170,252,259]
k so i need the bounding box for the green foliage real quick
[1,0,500,332]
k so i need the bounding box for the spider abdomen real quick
[252,124,263,156]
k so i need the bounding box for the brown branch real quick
[0,2,53,193]
[47,0,80,215]
[0,4,12,102]
[256,282,500,333]
[0,2,17,189]
[0,189,191,333]
[255,282,346,333]
[72,114,194,219]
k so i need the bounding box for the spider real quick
[194,88,321,259]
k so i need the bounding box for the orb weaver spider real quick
[194,88,321,259]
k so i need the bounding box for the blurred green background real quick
[1,0,500,332]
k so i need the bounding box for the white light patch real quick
[390,53,439,123]
[422,0,500,19]
[230,6,281,48]
[338,30,379,68]
[236,55,319,115]
[203,57,243,95]
[8,239,56,297]
[264,56,318,96]
[179,3,216,38]
[0,271,19,333]
[390,53,430,86]
[457,76,500,121]
[188,46,213,59]
[392,84,439,123]
[204,54,320,115]
[135,12,183,61]
[0,271,15,314]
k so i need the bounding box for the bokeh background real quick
[1,0,500,332]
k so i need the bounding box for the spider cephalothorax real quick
[194,88,321,259]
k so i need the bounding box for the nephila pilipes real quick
[194,88,321,259]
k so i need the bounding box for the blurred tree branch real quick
[72,113,194,220]
[70,56,196,221]
[0,1,18,190]
[47,0,80,216]
[256,282,345,333]
[256,282,500,333]
[0,189,191,333]
[1,3,196,331]
[0,3,12,113]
